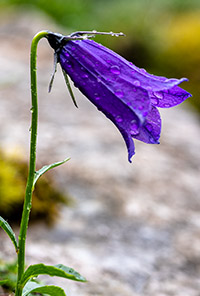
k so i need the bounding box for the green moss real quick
[0,150,71,225]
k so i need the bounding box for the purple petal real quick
[118,127,135,163]
[149,85,192,108]
[46,34,192,162]
[70,39,190,93]
[60,40,151,123]
[133,105,161,144]
[59,48,140,161]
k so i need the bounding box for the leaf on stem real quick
[0,216,18,252]
[33,158,70,187]
[20,263,86,287]
[22,281,66,296]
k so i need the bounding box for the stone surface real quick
[0,9,200,296]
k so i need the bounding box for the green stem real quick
[15,31,48,296]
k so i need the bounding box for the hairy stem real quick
[15,31,48,296]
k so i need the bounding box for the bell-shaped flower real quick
[47,31,192,162]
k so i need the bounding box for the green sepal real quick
[0,216,18,252]
[62,69,78,108]
[22,281,66,296]
[20,263,86,288]
[33,158,70,187]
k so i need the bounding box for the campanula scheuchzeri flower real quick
[46,31,192,162]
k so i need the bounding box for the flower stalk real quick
[15,30,48,296]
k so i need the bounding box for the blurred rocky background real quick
[0,0,200,295]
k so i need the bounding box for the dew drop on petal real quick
[140,68,147,73]
[114,90,124,98]
[151,97,159,106]
[106,59,112,64]
[138,105,144,110]
[94,93,100,100]
[115,115,123,123]
[133,80,141,87]
[110,65,121,75]
[97,75,102,83]
[130,120,139,136]
[81,73,89,79]
[163,103,170,108]
[153,91,164,99]
[66,61,72,68]
[132,87,137,92]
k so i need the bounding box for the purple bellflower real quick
[46,31,191,162]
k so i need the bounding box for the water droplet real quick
[140,68,146,73]
[130,120,139,136]
[94,93,100,100]
[110,65,121,75]
[71,46,76,51]
[151,97,159,106]
[138,105,144,110]
[163,103,170,108]
[133,80,141,87]
[92,30,97,33]
[97,76,101,83]
[109,31,115,36]
[66,61,72,68]
[153,91,164,99]
[146,123,153,132]
[81,73,89,79]
[30,107,34,113]
[114,90,124,98]
[65,53,70,57]
[132,87,137,92]
[115,115,123,123]
[106,59,112,64]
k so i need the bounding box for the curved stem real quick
[15,31,48,296]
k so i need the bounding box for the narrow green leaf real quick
[33,158,70,187]
[22,281,66,296]
[62,70,78,108]
[0,216,18,252]
[20,263,86,287]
